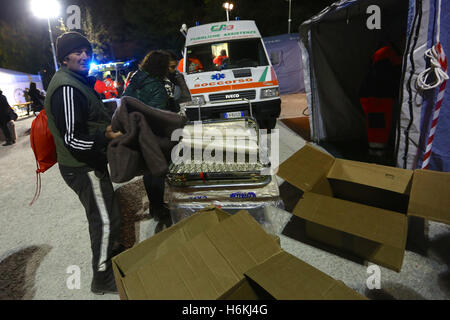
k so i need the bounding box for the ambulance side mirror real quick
[270,52,280,65]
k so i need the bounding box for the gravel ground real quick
[0,116,449,300]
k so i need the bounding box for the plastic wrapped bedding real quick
[167,176,284,232]
[169,199,284,234]
[167,176,280,202]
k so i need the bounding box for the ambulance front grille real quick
[209,90,256,102]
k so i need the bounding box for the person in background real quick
[23,88,32,115]
[123,71,134,92]
[177,56,204,73]
[115,74,125,97]
[28,82,45,115]
[165,50,192,112]
[103,74,118,99]
[163,51,179,113]
[0,89,16,146]
[45,31,124,295]
[177,58,184,72]
[122,50,173,231]
[213,49,228,67]
[94,73,108,99]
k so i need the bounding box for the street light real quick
[223,2,234,22]
[285,0,292,34]
[31,0,61,72]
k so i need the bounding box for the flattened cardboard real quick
[409,169,450,224]
[243,251,366,300]
[129,233,243,299]
[113,208,227,299]
[218,278,261,300]
[116,210,221,275]
[113,207,364,300]
[118,210,281,299]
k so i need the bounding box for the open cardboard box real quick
[112,207,366,300]
[277,143,450,272]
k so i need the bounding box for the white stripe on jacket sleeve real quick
[62,86,95,150]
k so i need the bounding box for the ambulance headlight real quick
[261,88,279,98]
[187,95,206,106]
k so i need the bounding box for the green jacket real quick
[44,67,111,168]
[122,70,168,109]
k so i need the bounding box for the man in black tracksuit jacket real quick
[44,32,123,295]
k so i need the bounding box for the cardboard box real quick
[112,207,366,300]
[277,143,450,272]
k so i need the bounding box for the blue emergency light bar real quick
[89,59,135,73]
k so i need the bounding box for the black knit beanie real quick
[56,32,92,63]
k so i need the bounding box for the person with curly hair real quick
[122,50,173,231]
[123,50,171,108]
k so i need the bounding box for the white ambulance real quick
[180,20,281,129]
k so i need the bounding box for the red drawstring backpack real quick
[29,109,57,205]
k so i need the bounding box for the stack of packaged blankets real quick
[166,118,283,230]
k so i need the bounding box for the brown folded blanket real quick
[107,96,187,183]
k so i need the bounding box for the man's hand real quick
[105,125,123,140]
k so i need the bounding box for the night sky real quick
[0,0,335,76]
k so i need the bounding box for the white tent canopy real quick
[0,67,44,106]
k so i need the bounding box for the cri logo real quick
[211,73,225,80]
[211,24,234,32]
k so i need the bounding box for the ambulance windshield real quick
[185,38,268,74]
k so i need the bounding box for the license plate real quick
[224,111,244,119]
